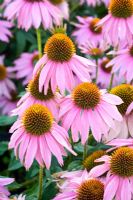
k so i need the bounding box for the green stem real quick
[95,59,98,83]
[38,167,43,200]
[109,73,114,91]
[83,142,87,160]
[36,28,42,59]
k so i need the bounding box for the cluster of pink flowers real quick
[0,0,133,199]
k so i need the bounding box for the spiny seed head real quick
[48,0,64,4]
[111,147,133,177]
[73,83,101,110]
[89,18,102,34]
[0,65,7,80]
[129,46,133,56]
[23,104,53,136]
[100,59,112,73]
[44,33,76,62]
[109,0,133,18]
[110,84,133,115]
[28,74,54,101]
[77,179,104,200]
[83,150,105,171]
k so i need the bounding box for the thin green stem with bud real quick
[109,73,114,91]
[36,28,42,59]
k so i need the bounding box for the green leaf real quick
[0,116,17,126]
[8,152,23,171]
[16,31,26,55]
[0,142,8,155]
[68,160,83,171]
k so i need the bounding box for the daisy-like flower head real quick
[59,82,123,144]
[106,84,133,140]
[0,56,16,99]
[4,0,63,31]
[54,170,104,200]
[72,16,103,46]
[12,51,39,86]
[106,46,133,83]
[33,33,95,95]
[0,19,13,43]
[89,147,133,200]
[12,73,59,120]
[9,104,76,170]
[0,177,14,199]
[98,0,133,45]
[0,90,18,115]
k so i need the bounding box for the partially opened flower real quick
[72,16,103,45]
[9,104,76,170]
[0,19,12,43]
[33,33,95,95]
[12,73,59,120]
[0,91,18,116]
[59,82,123,144]
[49,0,69,20]
[97,0,133,45]
[105,84,133,141]
[0,177,14,199]
[11,194,26,200]
[91,57,118,88]
[79,40,109,58]
[0,56,16,99]
[4,0,63,31]
[89,147,133,200]
[80,0,101,7]
[106,46,133,83]
[54,170,104,200]
[12,51,39,86]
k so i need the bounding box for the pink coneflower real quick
[72,16,103,45]
[0,177,14,199]
[9,104,76,170]
[106,46,133,83]
[98,0,133,45]
[59,82,123,144]
[0,19,12,43]
[89,147,133,200]
[0,91,18,115]
[54,170,104,200]
[33,33,95,95]
[12,51,39,86]
[4,0,63,31]
[0,56,16,99]
[105,84,133,141]
[12,73,60,120]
